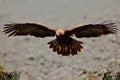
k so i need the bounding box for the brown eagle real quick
[3,21,117,56]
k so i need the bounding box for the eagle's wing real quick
[66,22,117,38]
[3,23,56,38]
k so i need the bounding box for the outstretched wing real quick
[66,22,117,38]
[3,22,56,38]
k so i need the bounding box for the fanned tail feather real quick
[47,38,83,56]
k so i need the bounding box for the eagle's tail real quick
[47,38,83,56]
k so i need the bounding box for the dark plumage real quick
[3,21,118,56]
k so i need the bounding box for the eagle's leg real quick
[47,36,83,56]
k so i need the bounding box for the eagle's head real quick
[56,29,65,36]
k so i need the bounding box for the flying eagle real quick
[3,21,117,56]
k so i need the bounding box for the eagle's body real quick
[3,21,118,56]
[48,29,83,55]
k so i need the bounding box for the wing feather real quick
[66,22,118,38]
[3,23,56,37]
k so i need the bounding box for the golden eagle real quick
[3,21,117,56]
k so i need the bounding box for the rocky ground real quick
[0,0,120,80]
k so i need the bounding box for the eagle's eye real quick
[56,30,65,36]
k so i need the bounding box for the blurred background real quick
[0,0,120,80]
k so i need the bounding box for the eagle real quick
[3,21,117,56]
